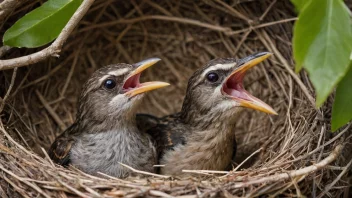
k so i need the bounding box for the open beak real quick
[221,52,277,115]
[123,58,170,97]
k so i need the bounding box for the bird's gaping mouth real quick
[123,58,170,97]
[221,52,277,115]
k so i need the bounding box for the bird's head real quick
[181,52,277,123]
[77,58,169,121]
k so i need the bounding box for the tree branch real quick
[0,0,19,22]
[0,0,95,71]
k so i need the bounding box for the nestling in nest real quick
[0,0,351,197]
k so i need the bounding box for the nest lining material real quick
[0,0,351,197]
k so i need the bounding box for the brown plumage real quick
[142,52,277,175]
[48,58,169,178]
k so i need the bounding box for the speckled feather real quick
[138,58,243,175]
[48,63,157,178]
[137,113,187,160]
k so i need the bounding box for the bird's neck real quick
[77,113,138,134]
[178,104,241,148]
[70,123,155,177]
[179,106,241,131]
[159,107,242,175]
[161,115,237,174]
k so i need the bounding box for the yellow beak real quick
[222,52,277,115]
[124,58,170,97]
[125,81,170,97]
[227,52,272,77]
[237,95,277,115]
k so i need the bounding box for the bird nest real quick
[0,0,351,197]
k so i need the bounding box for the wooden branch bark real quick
[0,0,95,71]
[0,0,19,22]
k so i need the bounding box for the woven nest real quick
[0,0,351,197]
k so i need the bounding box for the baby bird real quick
[144,52,277,175]
[48,58,169,178]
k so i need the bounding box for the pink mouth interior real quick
[222,72,253,101]
[123,73,141,92]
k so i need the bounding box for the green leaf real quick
[3,0,82,48]
[332,63,352,131]
[291,0,311,12]
[293,0,352,107]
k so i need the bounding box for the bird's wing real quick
[146,113,186,160]
[48,128,76,166]
[136,113,160,133]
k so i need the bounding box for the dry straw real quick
[0,0,351,197]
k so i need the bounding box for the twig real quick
[260,123,351,171]
[0,127,42,161]
[60,50,79,97]
[35,90,67,131]
[292,177,303,198]
[0,182,9,198]
[41,147,55,167]
[153,165,165,167]
[213,0,250,22]
[0,46,11,57]
[145,0,173,16]
[317,157,352,198]
[57,179,92,198]
[182,170,229,175]
[268,175,305,198]
[228,145,343,188]
[0,67,17,113]
[2,175,30,198]
[118,162,170,178]
[233,148,262,172]
[0,0,18,22]
[233,30,251,55]
[79,182,101,198]
[259,0,277,21]
[163,57,186,84]
[20,58,70,89]
[96,172,128,183]
[258,30,316,107]
[0,164,51,198]
[0,0,95,70]
[14,128,31,149]
[149,190,175,198]
[227,18,297,35]
[115,24,132,43]
[70,166,108,181]
[79,15,231,33]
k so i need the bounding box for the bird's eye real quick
[103,79,116,89]
[206,72,219,82]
